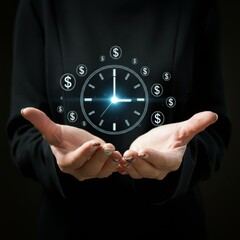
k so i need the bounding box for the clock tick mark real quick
[88,84,95,89]
[84,98,92,102]
[99,73,104,80]
[125,119,130,127]
[88,111,95,116]
[134,84,141,89]
[134,111,141,116]
[125,73,130,80]
[99,119,104,126]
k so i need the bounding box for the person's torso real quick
[38,0,200,152]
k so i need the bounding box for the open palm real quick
[119,111,218,180]
[21,107,121,181]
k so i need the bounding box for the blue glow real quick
[110,96,132,103]
[111,96,119,103]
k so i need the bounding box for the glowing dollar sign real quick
[78,66,85,75]
[76,64,87,77]
[168,98,174,106]
[141,66,150,76]
[132,58,138,65]
[154,113,162,125]
[164,73,169,80]
[151,111,165,126]
[67,111,77,122]
[113,47,119,58]
[166,97,176,108]
[64,75,72,89]
[70,112,76,121]
[110,46,122,59]
[154,85,160,95]
[143,68,148,75]
[57,105,64,113]
[60,73,76,91]
[162,72,171,81]
[151,83,163,97]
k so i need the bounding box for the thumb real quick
[179,111,218,146]
[21,107,60,145]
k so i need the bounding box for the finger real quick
[82,143,115,170]
[121,150,144,179]
[186,111,218,133]
[126,153,172,180]
[121,161,142,179]
[56,140,101,172]
[137,148,184,172]
[21,107,60,145]
[97,151,122,178]
[76,143,115,179]
[177,111,218,146]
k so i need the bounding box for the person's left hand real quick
[118,111,218,180]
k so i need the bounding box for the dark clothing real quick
[7,0,231,239]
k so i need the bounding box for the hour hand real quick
[116,98,132,102]
[111,96,132,103]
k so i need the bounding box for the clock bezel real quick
[80,64,149,135]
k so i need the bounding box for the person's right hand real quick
[21,107,122,181]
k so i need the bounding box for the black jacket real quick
[7,0,231,239]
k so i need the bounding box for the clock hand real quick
[112,69,132,102]
[100,102,113,117]
[100,69,117,118]
[117,98,132,102]
[113,68,116,98]
[100,98,132,118]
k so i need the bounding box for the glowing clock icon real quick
[80,65,149,135]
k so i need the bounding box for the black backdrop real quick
[1,1,239,239]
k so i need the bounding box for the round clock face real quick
[80,65,149,135]
[58,45,176,142]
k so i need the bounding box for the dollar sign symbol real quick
[168,98,173,107]
[76,64,87,77]
[78,66,85,75]
[165,73,169,80]
[162,72,171,81]
[143,68,148,75]
[60,73,76,91]
[70,112,75,121]
[154,85,160,95]
[67,111,77,122]
[132,58,138,65]
[166,97,176,108]
[151,111,165,126]
[113,47,119,58]
[151,83,163,97]
[57,105,64,113]
[110,46,122,59]
[154,113,162,125]
[64,76,72,89]
[141,66,150,76]
[99,55,106,62]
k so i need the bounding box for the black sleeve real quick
[172,0,232,196]
[133,0,231,204]
[7,0,65,198]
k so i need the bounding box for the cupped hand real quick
[21,107,122,181]
[119,111,218,180]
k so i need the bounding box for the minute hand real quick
[113,68,116,98]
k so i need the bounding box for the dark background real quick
[1,1,239,239]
